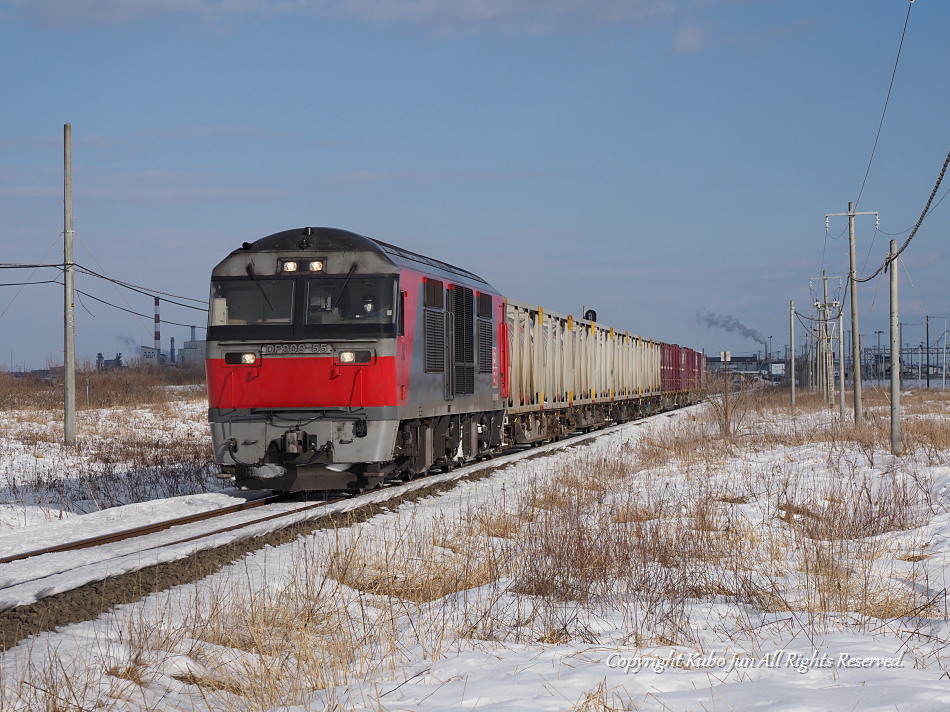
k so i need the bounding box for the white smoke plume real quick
[696,310,768,350]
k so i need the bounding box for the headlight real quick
[281,260,298,272]
[308,260,325,272]
[224,352,258,365]
[336,350,372,364]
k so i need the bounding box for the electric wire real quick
[0,263,63,269]
[796,278,850,324]
[857,148,950,284]
[819,224,848,278]
[0,235,61,322]
[854,0,914,209]
[901,258,928,323]
[0,280,60,287]
[874,185,948,236]
[74,234,152,337]
[74,265,206,306]
[67,285,208,329]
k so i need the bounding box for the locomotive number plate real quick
[262,343,332,355]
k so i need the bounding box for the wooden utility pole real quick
[64,124,76,445]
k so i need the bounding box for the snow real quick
[1,395,949,710]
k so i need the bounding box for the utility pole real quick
[926,316,930,389]
[899,322,904,389]
[790,300,796,408]
[811,272,839,405]
[64,124,76,445]
[838,313,845,419]
[875,330,884,387]
[722,351,731,438]
[823,272,833,403]
[826,202,877,425]
[889,240,900,454]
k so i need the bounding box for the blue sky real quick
[1,0,948,369]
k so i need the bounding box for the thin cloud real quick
[673,23,706,53]
[323,167,548,189]
[11,0,208,26]
[12,0,679,34]
[79,170,289,202]
[0,184,60,199]
[324,169,443,188]
[0,166,60,199]
[335,0,676,34]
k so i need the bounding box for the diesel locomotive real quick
[206,227,705,491]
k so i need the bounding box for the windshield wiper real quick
[334,262,357,306]
[245,263,274,311]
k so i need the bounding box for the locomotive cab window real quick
[208,273,399,340]
[210,279,294,326]
[304,277,397,326]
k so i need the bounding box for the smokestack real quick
[170,336,176,364]
[154,297,160,350]
[190,325,196,342]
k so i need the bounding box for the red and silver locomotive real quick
[206,227,706,491]
[207,227,506,491]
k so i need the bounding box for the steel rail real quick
[0,492,288,565]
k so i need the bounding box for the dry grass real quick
[327,528,506,603]
[0,369,218,515]
[0,363,205,411]
[1,385,948,710]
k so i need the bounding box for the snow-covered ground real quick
[0,395,221,530]
[1,392,948,711]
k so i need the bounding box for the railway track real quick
[0,492,289,565]
[0,410,687,651]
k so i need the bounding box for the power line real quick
[818,223,847,276]
[0,279,60,287]
[70,285,207,329]
[0,235,61,322]
[857,148,950,283]
[854,0,914,208]
[0,263,63,270]
[75,264,207,309]
[875,185,949,236]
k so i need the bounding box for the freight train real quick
[206,227,706,491]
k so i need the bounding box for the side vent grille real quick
[424,309,445,372]
[453,286,475,395]
[456,365,475,396]
[477,319,493,373]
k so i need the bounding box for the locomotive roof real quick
[234,227,492,289]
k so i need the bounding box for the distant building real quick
[705,355,762,375]
[96,353,124,370]
[140,345,160,365]
[177,340,206,364]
